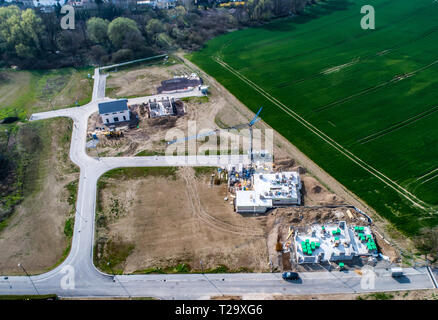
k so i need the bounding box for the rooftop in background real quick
[157,74,203,94]
[98,99,128,115]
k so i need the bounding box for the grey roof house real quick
[98,99,130,124]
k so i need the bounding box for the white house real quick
[98,99,130,125]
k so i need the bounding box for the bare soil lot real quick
[94,167,269,274]
[243,289,438,300]
[94,160,359,274]
[0,118,78,275]
[105,59,189,99]
[211,289,438,300]
[88,57,253,158]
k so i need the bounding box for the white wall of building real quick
[101,110,130,124]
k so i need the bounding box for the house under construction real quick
[293,222,378,264]
[146,97,185,118]
[231,169,302,213]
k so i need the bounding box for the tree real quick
[246,0,275,21]
[111,48,133,63]
[87,17,109,44]
[145,19,166,38]
[107,17,143,50]
[0,7,45,61]
[291,0,308,15]
[414,227,438,264]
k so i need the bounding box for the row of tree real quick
[0,0,314,68]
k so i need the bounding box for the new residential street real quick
[0,68,436,299]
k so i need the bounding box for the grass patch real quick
[102,167,178,180]
[103,54,173,73]
[135,150,165,157]
[65,179,78,211]
[0,67,92,121]
[357,292,395,300]
[133,264,253,274]
[0,218,9,233]
[194,166,217,177]
[95,238,135,274]
[64,217,74,238]
[180,96,209,104]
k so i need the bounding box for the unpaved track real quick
[179,167,264,237]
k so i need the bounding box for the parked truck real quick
[391,267,404,277]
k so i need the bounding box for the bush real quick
[111,49,133,63]
[64,217,74,238]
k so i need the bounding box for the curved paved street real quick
[0,68,436,299]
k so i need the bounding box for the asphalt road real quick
[1,68,437,299]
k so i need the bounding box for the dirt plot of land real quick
[94,159,356,274]
[273,289,438,300]
[105,60,191,99]
[0,118,78,275]
[88,58,255,158]
[87,94,251,158]
[235,289,438,300]
[95,167,269,273]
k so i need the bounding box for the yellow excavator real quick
[103,130,123,138]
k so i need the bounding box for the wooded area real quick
[0,0,314,69]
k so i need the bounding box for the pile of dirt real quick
[371,227,400,263]
[293,166,306,174]
[302,176,345,206]
[148,116,177,129]
[274,158,295,171]
[270,207,367,228]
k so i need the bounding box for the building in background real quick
[157,73,204,94]
[136,0,176,8]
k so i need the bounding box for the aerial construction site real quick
[86,56,400,277]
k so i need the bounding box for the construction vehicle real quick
[101,128,124,138]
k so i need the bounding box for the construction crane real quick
[167,107,263,163]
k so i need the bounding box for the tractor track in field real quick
[357,105,438,145]
[232,1,436,90]
[224,0,398,61]
[420,172,438,185]
[213,56,435,213]
[416,167,438,183]
[180,167,265,238]
[274,24,438,90]
[313,58,438,113]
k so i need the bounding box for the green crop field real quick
[190,0,438,235]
